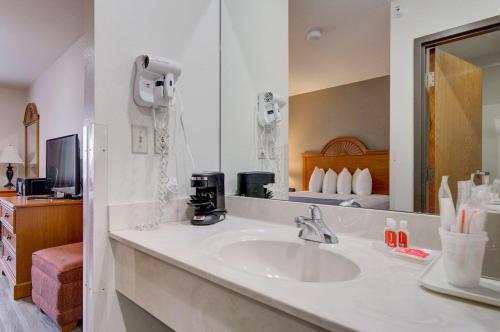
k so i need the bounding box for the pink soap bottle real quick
[398,220,409,248]
[384,218,397,248]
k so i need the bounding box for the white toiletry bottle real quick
[398,220,409,248]
[438,176,455,231]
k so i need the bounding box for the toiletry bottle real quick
[398,220,409,248]
[384,218,391,245]
[385,218,397,248]
[438,176,455,231]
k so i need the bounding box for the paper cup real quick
[439,227,488,288]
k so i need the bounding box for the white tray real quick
[419,254,500,307]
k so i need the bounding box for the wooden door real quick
[427,48,483,213]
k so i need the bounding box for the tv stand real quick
[27,194,82,201]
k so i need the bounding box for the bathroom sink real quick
[219,240,361,283]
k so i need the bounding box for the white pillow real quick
[308,167,325,192]
[353,168,373,195]
[352,168,362,193]
[322,169,337,194]
[337,168,352,194]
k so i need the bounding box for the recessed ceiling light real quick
[306,28,322,41]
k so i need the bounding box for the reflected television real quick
[46,134,81,196]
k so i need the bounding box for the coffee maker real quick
[237,171,275,199]
[188,172,226,225]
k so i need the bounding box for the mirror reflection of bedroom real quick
[287,0,391,210]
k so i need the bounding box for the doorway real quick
[414,16,500,213]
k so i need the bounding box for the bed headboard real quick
[301,136,389,194]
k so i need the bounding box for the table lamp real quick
[0,145,24,188]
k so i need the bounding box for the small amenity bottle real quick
[398,220,409,248]
[385,218,397,248]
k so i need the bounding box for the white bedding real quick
[289,191,390,210]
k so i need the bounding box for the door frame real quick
[413,15,500,213]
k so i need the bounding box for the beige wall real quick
[288,76,390,190]
[29,35,86,177]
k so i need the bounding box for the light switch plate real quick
[131,125,148,154]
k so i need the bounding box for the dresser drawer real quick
[0,205,15,233]
[1,224,15,251]
[2,242,16,277]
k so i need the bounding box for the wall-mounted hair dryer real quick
[257,92,287,128]
[134,55,182,108]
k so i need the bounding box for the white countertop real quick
[109,216,500,332]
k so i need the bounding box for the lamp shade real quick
[0,145,23,164]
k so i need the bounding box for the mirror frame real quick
[23,102,40,177]
[413,15,500,213]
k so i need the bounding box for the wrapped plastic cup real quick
[439,227,489,288]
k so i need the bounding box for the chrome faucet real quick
[294,205,338,244]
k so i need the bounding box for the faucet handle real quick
[294,216,304,228]
[308,205,322,220]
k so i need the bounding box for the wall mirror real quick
[414,16,500,214]
[220,0,392,210]
[24,102,40,178]
[220,2,500,215]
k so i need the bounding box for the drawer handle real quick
[6,235,12,240]
[6,256,12,262]
[4,213,9,219]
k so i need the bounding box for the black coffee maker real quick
[237,172,275,199]
[188,172,226,225]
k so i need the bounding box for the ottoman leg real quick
[60,321,77,332]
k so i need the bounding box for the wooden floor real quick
[0,274,82,332]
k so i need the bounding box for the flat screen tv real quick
[46,134,81,196]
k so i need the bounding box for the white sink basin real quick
[219,240,361,283]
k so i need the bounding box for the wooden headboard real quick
[302,136,389,194]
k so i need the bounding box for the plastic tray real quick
[419,254,500,307]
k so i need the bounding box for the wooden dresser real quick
[0,196,83,299]
[0,188,17,197]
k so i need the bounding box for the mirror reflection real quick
[24,103,40,178]
[221,0,390,208]
[221,1,500,215]
[417,30,500,214]
[26,124,37,177]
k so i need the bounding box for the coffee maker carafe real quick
[188,172,226,225]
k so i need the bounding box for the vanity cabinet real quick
[0,196,83,299]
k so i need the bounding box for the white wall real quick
[95,0,220,204]
[0,85,27,184]
[29,35,87,176]
[390,0,500,211]
[221,0,288,196]
[91,1,220,331]
[483,64,500,180]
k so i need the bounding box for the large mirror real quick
[220,1,500,215]
[414,18,500,214]
[221,0,391,208]
[24,103,40,178]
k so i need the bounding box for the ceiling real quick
[289,0,391,96]
[439,29,500,68]
[0,0,84,87]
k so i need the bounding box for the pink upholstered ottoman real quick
[31,242,83,332]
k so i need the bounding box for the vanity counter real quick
[109,217,500,332]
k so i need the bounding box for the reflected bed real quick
[289,191,390,210]
[294,136,390,210]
